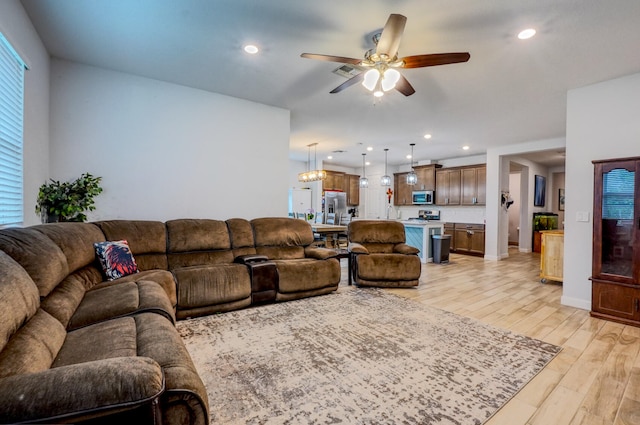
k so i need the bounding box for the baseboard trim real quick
[561,295,591,311]
[484,254,500,261]
[519,248,532,253]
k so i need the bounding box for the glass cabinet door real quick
[593,160,640,283]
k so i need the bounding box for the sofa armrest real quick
[0,357,164,424]
[304,246,339,260]
[348,242,369,254]
[234,254,269,264]
[393,243,420,255]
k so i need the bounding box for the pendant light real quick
[380,148,391,186]
[359,153,369,188]
[406,143,417,185]
[297,143,327,182]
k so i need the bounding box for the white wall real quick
[564,71,640,310]
[0,0,50,226]
[49,59,290,221]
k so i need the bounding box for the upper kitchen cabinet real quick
[323,170,345,192]
[435,168,461,206]
[413,164,441,192]
[461,165,486,205]
[346,174,360,206]
[394,172,412,206]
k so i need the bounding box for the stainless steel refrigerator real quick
[323,191,347,222]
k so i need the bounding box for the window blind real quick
[602,168,635,220]
[0,33,26,227]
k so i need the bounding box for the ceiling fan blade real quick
[301,53,362,65]
[375,14,407,58]
[395,74,415,96]
[330,72,364,94]
[400,52,470,69]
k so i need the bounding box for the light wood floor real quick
[340,248,640,425]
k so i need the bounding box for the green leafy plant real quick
[35,173,103,222]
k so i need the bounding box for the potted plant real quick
[35,172,103,223]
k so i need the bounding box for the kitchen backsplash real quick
[397,206,485,225]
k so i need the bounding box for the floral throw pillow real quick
[94,240,139,281]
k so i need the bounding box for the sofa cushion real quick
[34,223,106,274]
[133,313,209,425]
[348,220,407,244]
[0,228,69,298]
[173,264,251,309]
[94,239,139,280]
[226,218,257,258]
[251,217,314,246]
[53,317,137,367]
[275,258,341,293]
[94,220,168,271]
[67,280,176,331]
[356,253,422,281]
[0,309,66,379]
[0,251,40,352]
[109,269,178,308]
[0,356,164,425]
[167,219,234,269]
[167,219,230,252]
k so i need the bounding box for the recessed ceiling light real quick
[327,155,333,159]
[367,146,373,151]
[243,44,259,54]
[406,154,412,159]
[517,29,536,40]
[462,145,470,151]
[424,134,432,139]
[365,161,371,166]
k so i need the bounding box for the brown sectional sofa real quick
[0,217,341,424]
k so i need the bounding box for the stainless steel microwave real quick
[412,190,434,205]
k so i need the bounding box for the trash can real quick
[432,234,451,264]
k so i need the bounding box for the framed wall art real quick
[534,175,546,207]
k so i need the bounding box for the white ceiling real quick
[20,0,640,169]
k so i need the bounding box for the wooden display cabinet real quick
[590,157,640,327]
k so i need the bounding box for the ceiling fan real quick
[301,14,470,97]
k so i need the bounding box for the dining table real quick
[310,223,347,249]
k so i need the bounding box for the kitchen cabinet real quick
[393,172,412,206]
[435,169,461,206]
[590,157,640,327]
[413,164,441,192]
[346,174,360,206]
[461,165,486,205]
[453,223,485,256]
[323,170,345,192]
[540,230,564,283]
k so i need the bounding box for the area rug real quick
[176,288,561,424]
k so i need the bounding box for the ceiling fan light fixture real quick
[362,69,380,91]
[381,68,400,91]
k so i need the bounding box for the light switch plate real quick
[576,211,590,222]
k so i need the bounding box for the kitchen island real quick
[401,220,445,263]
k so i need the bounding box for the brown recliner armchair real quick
[347,220,421,287]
